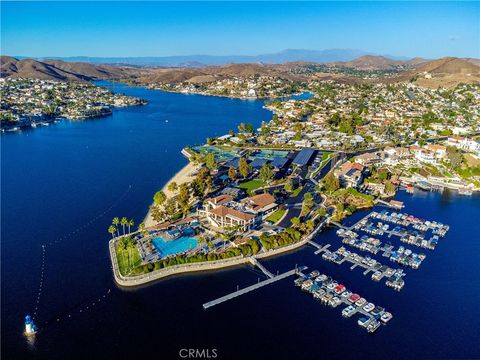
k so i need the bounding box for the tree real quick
[245,123,254,133]
[384,180,396,195]
[191,167,212,197]
[301,192,314,216]
[305,219,315,232]
[205,152,217,170]
[108,225,116,238]
[177,183,191,216]
[228,166,237,181]
[150,204,164,224]
[154,190,166,206]
[128,219,134,233]
[260,121,271,136]
[324,172,340,193]
[291,217,300,227]
[338,119,354,135]
[259,163,274,185]
[293,130,302,141]
[164,198,177,220]
[328,113,341,127]
[446,146,463,169]
[112,217,120,237]
[284,178,294,193]
[238,157,250,179]
[316,207,327,217]
[120,217,128,235]
[167,182,178,193]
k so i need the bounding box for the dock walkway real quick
[307,240,331,255]
[203,266,307,309]
[249,257,274,278]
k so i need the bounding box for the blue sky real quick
[1,1,479,59]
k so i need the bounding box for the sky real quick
[1,1,479,59]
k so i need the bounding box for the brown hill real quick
[392,57,480,88]
[214,63,273,76]
[331,55,405,70]
[136,68,208,84]
[0,56,142,81]
[416,57,480,75]
[405,57,429,67]
[466,58,480,67]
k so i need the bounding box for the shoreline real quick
[143,160,201,227]
[110,216,328,287]
[110,236,311,287]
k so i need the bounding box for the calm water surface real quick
[1,83,479,359]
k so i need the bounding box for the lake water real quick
[1,83,479,359]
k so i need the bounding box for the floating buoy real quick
[24,315,37,337]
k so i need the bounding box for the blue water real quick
[1,83,479,359]
[152,237,198,257]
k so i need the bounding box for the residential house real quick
[335,162,365,188]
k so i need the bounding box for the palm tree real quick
[108,225,116,238]
[128,219,134,233]
[112,217,120,237]
[120,217,128,235]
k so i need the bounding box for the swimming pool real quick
[152,236,198,258]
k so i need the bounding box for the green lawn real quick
[116,244,142,276]
[266,208,286,223]
[239,179,266,195]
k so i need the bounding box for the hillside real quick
[0,56,143,81]
[399,57,480,88]
[2,55,478,89]
[332,55,406,70]
[415,57,480,75]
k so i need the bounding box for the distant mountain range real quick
[21,49,408,67]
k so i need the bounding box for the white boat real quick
[458,187,473,196]
[358,317,371,327]
[301,279,313,291]
[356,298,367,307]
[342,305,356,317]
[366,320,381,333]
[363,303,375,312]
[381,312,393,323]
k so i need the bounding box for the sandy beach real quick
[144,161,201,227]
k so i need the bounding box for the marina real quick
[336,228,426,269]
[333,209,449,251]
[295,271,392,333]
[318,245,406,291]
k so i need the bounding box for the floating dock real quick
[315,245,406,291]
[203,263,307,309]
[295,271,392,333]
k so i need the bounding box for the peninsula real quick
[0,78,146,131]
[108,75,478,287]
